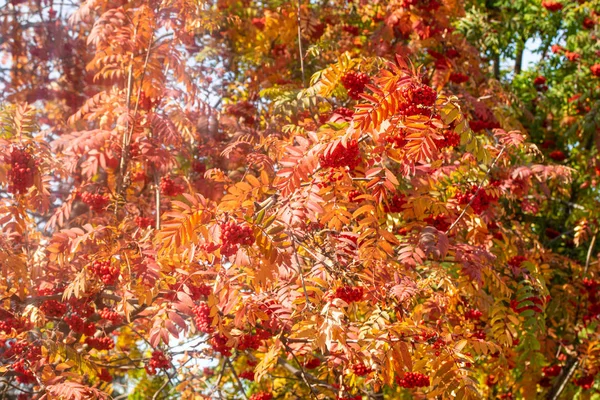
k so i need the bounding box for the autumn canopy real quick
[1,0,600,398]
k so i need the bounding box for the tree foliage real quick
[0,0,599,399]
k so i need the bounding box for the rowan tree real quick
[0,0,599,399]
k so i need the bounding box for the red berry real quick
[449,73,469,84]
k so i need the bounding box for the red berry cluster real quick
[7,147,36,194]
[192,302,214,333]
[225,101,256,125]
[332,107,354,122]
[334,286,364,303]
[91,260,120,285]
[423,214,450,232]
[99,308,122,324]
[565,51,580,62]
[385,130,407,148]
[0,317,23,333]
[146,351,171,375]
[508,255,527,273]
[138,91,160,111]
[541,1,563,12]
[591,64,600,77]
[341,72,370,100]
[303,358,322,369]
[319,140,361,170]
[40,300,67,318]
[433,130,460,149]
[533,76,547,86]
[348,190,363,203]
[574,374,596,390]
[98,368,112,382]
[239,370,255,381]
[399,83,437,116]
[85,336,114,351]
[396,371,430,388]
[583,17,596,30]
[249,392,273,400]
[238,334,262,351]
[220,221,255,257]
[471,330,486,340]
[189,283,212,300]
[464,309,483,320]
[252,17,265,31]
[469,119,501,132]
[81,192,109,212]
[135,216,154,229]
[581,278,600,322]
[65,314,96,335]
[542,365,562,377]
[384,193,406,213]
[401,0,440,10]
[342,24,360,35]
[455,185,498,214]
[351,362,372,376]
[160,176,185,197]
[192,160,207,174]
[13,359,36,384]
[549,150,567,162]
[210,334,233,356]
[449,73,469,84]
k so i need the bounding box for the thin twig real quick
[225,358,249,400]
[446,146,506,234]
[546,356,579,400]
[584,232,597,275]
[296,0,305,86]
